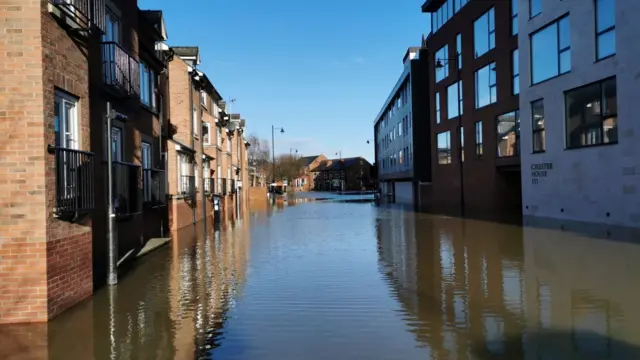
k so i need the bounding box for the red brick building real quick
[293,154,326,191]
[312,157,373,192]
[419,0,522,221]
[0,0,171,323]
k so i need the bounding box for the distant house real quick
[311,157,373,191]
[293,154,326,191]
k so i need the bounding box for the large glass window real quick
[565,77,617,148]
[530,0,541,18]
[531,16,571,85]
[475,62,497,109]
[447,81,463,119]
[512,0,518,35]
[435,92,441,124]
[596,0,615,60]
[512,49,520,95]
[474,8,495,58]
[437,131,452,164]
[459,126,464,162]
[497,110,520,157]
[531,99,545,153]
[435,45,449,82]
[475,121,483,156]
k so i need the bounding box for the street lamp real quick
[290,148,298,158]
[271,125,284,184]
[435,52,465,217]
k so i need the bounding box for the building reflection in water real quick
[0,215,250,360]
[377,209,640,359]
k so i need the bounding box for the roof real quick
[311,157,371,172]
[172,46,200,64]
[300,155,321,167]
[139,10,168,41]
[372,52,416,126]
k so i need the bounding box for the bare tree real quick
[246,134,270,171]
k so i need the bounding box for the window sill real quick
[565,141,618,151]
[140,103,158,115]
[532,150,546,154]
[595,53,616,63]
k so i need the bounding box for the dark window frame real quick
[595,0,616,61]
[475,120,483,157]
[530,13,571,86]
[564,76,618,150]
[531,99,545,153]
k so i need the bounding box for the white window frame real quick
[202,122,211,145]
[177,152,191,194]
[216,126,221,147]
[192,107,198,137]
[54,91,80,150]
[200,90,208,108]
[142,142,152,202]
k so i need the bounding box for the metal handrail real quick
[101,41,140,97]
[49,146,95,214]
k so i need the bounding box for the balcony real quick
[48,146,95,216]
[143,169,167,207]
[112,161,142,216]
[179,175,196,198]
[204,178,215,196]
[102,41,140,97]
[49,0,106,33]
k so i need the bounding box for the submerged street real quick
[3,196,640,359]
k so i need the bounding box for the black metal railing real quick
[179,175,196,198]
[49,146,95,214]
[49,0,105,33]
[204,178,215,195]
[102,41,140,97]
[220,178,228,196]
[143,169,166,206]
[112,161,141,216]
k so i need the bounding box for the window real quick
[399,119,403,136]
[565,77,617,149]
[475,62,497,108]
[531,99,545,152]
[399,149,404,165]
[459,126,465,162]
[474,8,495,58]
[512,0,518,35]
[596,0,615,60]
[456,34,462,69]
[530,0,541,18]
[202,122,211,145]
[435,92,441,124]
[437,131,452,164]
[139,61,155,109]
[200,91,208,108]
[475,121,483,156]
[447,81,463,119]
[216,126,221,146]
[531,16,571,84]
[142,142,152,202]
[192,107,198,136]
[111,127,123,162]
[178,152,191,194]
[435,45,449,82]
[227,134,231,152]
[497,110,520,157]
[512,49,520,95]
[54,91,79,150]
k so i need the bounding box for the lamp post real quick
[271,125,284,185]
[289,148,298,158]
[435,51,465,217]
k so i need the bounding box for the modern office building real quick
[374,47,430,206]
[518,0,639,228]
[420,0,522,219]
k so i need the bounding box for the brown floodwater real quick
[2,198,640,359]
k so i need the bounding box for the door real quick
[103,9,121,84]
[54,92,79,199]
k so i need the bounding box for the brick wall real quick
[0,0,94,324]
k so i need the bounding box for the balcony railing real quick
[102,41,140,97]
[179,175,196,198]
[49,146,95,215]
[220,178,228,196]
[49,0,105,33]
[143,169,166,206]
[112,161,141,216]
[204,178,215,195]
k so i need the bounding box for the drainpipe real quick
[188,71,196,225]
[106,102,118,286]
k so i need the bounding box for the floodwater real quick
[3,196,640,359]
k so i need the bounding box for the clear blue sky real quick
[139,0,429,162]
